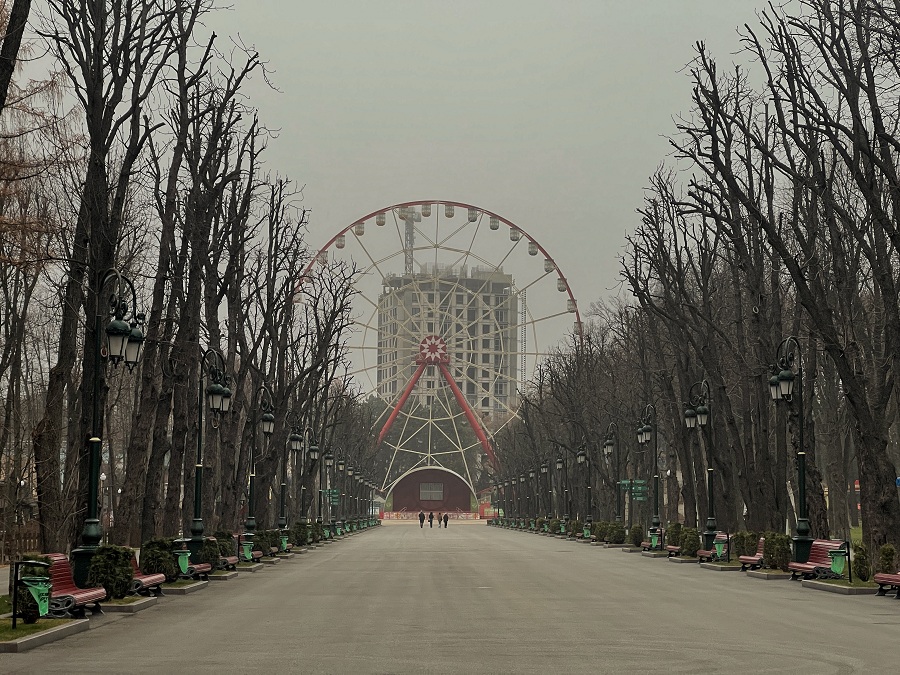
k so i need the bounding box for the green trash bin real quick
[240,540,253,562]
[280,534,289,552]
[21,576,52,618]
[829,548,848,576]
[174,549,192,575]
[651,532,659,549]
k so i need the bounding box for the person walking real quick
[443,513,449,528]
[428,511,434,528]
[438,512,443,528]
[418,511,425,528]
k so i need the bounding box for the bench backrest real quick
[755,537,765,555]
[714,532,729,544]
[808,539,845,565]
[47,553,77,591]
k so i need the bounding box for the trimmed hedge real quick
[666,522,683,549]
[680,528,701,557]
[770,534,791,571]
[732,531,760,557]
[853,541,871,581]
[140,538,178,581]
[214,531,237,558]
[608,523,626,544]
[87,545,134,599]
[629,524,644,547]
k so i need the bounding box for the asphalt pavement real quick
[2,522,897,673]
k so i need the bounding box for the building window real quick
[420,482,443,501]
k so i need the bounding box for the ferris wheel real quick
[303,200,582,491]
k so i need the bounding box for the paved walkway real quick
[2,522,897,673]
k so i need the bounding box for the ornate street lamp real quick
[72,269,145,584]
[190,348,231,546]
[605,422,621,523]
[770,336,812,563]
[540,462,550,520]
[638,405,660,539]
[244,383,274,549]
[685,379,715,550]
[576,446,592,528]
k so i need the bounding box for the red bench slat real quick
[46,553,106,616]
[787,539,846,579]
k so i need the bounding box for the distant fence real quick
[1,522,41,562]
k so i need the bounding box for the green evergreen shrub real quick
[139,538,178,581]
[536,517,546,532]
[853,541,871,581]
[214,531,236,558]
[666,522,683,549]
[289,521,308,546]
[312,521,324,543]
[762,532,778,568]
[680,528,701,557]
[593,521,609,542]
[629,524,645,547]
[569,520,583,537]
[608,523,626,544]
[771,534,792,571]
[195,537,221,566]
[87,545,134,599]
[549,518,560,534]
[732,531,758,557]
[18,554,52,623]
[878,544,896,574]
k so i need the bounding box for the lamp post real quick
[685,379,715,549]
[323,452,335,535]
[604,422,622,522]
[637,404,659,537]
[529,468,537,525]
[576,446,592,529]
[337,458,346,530]
[284,426,303,530]
[71,269,144,584]
[769,337,813,563]
[244,383,274,549]
[346,464,354,526]
[556,455,570,524]
[502,479,509,523]
[540,462,550,520]
[191,348,232,546]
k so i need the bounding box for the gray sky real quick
[208,1,768,311]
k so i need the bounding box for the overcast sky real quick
[207,1,769,311]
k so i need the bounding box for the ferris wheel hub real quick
[417,335,449,364]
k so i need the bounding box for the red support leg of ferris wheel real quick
[376,335,498,470]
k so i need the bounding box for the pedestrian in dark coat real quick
[418,511,425,528]
[428,511,434,528]
[443,513,449,528]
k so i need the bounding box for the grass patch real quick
[105,596,143,605]
[0,618,73,641]
[161,579,197,588]
[0,595,11,615]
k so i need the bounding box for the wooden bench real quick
[46,553,106,618]
[130,554,166,596]
[184,561,212,580]
[218,555,239,571]
[697,533,730,563]
[267,546,279,557]
[873,572,900,597]
[665,545,681,557]
[739,537,766,571]
[250,549,263,562]
[787,539,846,580]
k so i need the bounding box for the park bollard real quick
[12,560,51,629]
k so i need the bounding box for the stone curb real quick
[801,579,878,595]
[162,580,208,595]
[0,619,89,653]
[103,596,158,613]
